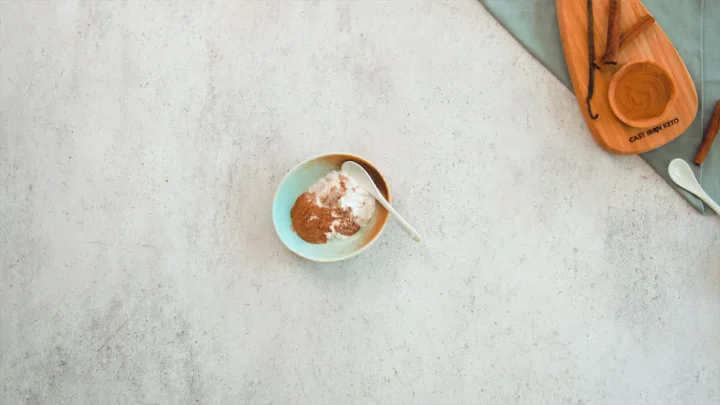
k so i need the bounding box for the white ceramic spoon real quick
[341,161,422,242]
[668,158,720,215]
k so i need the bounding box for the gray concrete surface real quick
[1,1,718,404]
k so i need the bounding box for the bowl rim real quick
[272,152,392,263]
[608,60,677,128]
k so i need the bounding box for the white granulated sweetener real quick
[307,170,376,240]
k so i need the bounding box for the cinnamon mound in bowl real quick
[272,153,390,262]
[609,60,676,128]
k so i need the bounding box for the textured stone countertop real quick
[1,1,718,404]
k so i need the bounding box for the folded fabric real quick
[481,0,719,214]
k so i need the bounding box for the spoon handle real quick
[699,192,720,215]
[376,198,421,242]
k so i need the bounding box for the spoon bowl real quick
[668,158,720,215]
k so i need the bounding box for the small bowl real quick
[272,153,391,262]
[608,60,676,128]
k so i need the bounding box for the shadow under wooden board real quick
[557,0,698,155]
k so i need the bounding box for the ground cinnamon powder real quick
[614,64,673,120]
[290,179,361,244]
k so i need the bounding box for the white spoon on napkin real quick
[668,158,720,215]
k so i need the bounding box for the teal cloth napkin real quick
[481,0,719,213]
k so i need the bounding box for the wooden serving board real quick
[557,0,698,154]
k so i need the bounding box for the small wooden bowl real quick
[608,61,677,128]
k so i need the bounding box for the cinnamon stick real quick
[594,15,655,66]
[602,0,622,64]
[693,100,720,166]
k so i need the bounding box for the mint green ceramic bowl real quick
[272,153,391,262]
